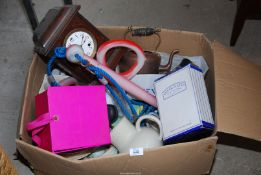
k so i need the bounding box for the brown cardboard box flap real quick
[16,137,217,175]
[213,41,261,141]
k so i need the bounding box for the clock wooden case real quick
[33,5,111,84]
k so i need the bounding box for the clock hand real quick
[81,36,86,46]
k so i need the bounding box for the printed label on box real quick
[162,81,187,100]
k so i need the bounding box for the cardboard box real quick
[16,26,261,175]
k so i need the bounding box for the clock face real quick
[65,30,97,57]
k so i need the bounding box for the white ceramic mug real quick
[110,115,163,153]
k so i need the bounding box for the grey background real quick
[0,0,260,174]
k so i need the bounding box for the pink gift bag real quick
[26,85,111,153]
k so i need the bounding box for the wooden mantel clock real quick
[33,5,117,83]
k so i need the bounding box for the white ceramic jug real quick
[110,114,163,153]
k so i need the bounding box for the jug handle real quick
[135,114,163,139]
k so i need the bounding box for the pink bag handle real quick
[26,113,53,146]
[26,113,52,131]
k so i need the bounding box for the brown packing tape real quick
[213,41,261,141]
[16,137,217,175]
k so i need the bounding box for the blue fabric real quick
[105,84,133,121]
[131,99,156,117]
[46,47,67,86]
[86,65,138,120]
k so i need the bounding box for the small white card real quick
[131,74,164,95]
[39,75,70,93]
[129,148,144,156]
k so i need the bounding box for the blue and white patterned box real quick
[154,64,214,143]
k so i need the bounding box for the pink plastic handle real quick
[26,113,52,131]
[96,40,146,79]
[26,113,53,146]
[31,130,42,146]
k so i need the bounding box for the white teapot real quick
[110,114,163,153]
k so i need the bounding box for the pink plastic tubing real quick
[96,40,145,79]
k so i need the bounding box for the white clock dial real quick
[65,31,96,57]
